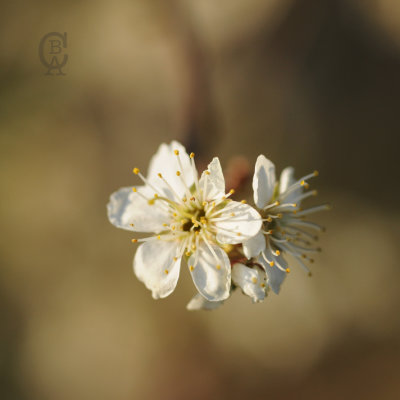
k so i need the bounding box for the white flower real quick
[107,141,262,302]
[243,155,330,294]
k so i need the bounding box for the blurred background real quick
[1,0,400,399]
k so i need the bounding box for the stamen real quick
[157,173,183,203]
[294,204,331,217]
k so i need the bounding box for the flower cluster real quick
[107,141,329,310]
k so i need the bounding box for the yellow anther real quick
[164,269,169,274]
[300,180,305,186]
[229,189,235,195]
[176,171,181,176]
[277,213,283,218]
[130,223,134,227]
[200,217,206,224]
[131,239,138,243]
[286,268,291,273]
[190,152,195,158]
[237,232,242,236]
[261,283,266,288]
[191,245,196,250]
[304,183,310,189]
[173,213,177,217]
[154,194,159,198]
[292,203,297,208]
[173,257,178,262]
[133,168,140,175]
[195,231,200,235]
[205,171,210,175]
[183,197,187,202]
[157,173,162,178]
[251,277,257,284]
[181,219,187,224]
[189,265,195,271]
[275,250,280,256]
[157,235,161,240]
[231,213,235,217]
[269,261,275,267]
[190,196,195,201]
[132,187,137,192]
[275,201,280,206]
[212,201,216,207]
[162,223,168,227]
[216,265,221,270]
[174,149,179,155]
[313,170,319,177]
[241,200,247,204]
[185,251,191,257]
[148,199,155,205]
[268,230,273,234]
[266,217,272,222]
[202,201,207,206]
[171,226,176,230]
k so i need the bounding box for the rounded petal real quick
[186,293,224,311]
[215,202,262,244]
[188,242,231,302]
[258,249,287,294]
[242,230,266,259]
[232,263,266,303]
[199,157,225,200]
[146,141,195,200]
[133,240,181,299]
[107,186,170,233]
[252,155,276,208]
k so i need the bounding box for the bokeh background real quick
[1,0,400,399]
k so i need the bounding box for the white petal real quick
[279,166,301,204]
[214,202,262,244]
[186,293,224,311]
[232,263,266,303]
[199,157,225,200]
[252,155,276,208]
[107,186,170,232]
[147,141,195,199]
[188,242,231,301]
[279,166,295,193]
[258,249,287,294]
[242,230,266,259]
[133,240,181,299]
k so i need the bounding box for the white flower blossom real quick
[107,141,262,302]
[243,155,330,295]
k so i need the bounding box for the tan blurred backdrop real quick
[1,0,400,399]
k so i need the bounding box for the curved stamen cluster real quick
[260,170,330,275]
